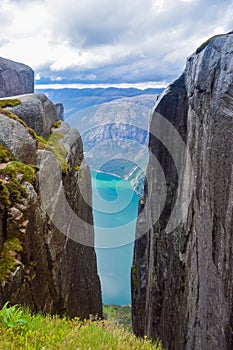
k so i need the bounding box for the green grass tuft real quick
[0,304,164,349]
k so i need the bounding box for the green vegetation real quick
[0,98,21,108]
[52,120,62,128]
[0,303,163,350]
[0,302,28,328]
[0,108,47,146]
[0,143,13,163]
[0,238,23,282]
[73,164,80,172]
[103,304,132,331]
[0,155,35,209]
[46,132,68,174]
[0,105,67,173]
[4,161,35,183]
[0,179,10,206]
[196,34,224,54]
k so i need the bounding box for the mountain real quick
[0,58,102,319]
[35,86,163,119]
[68,94,158,195]
[132,33,233,349]
[36,88,161,194]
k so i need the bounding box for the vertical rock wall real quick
[132,33,233,350]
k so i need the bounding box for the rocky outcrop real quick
[0,72,102,317]
[0,57,34,97]
[1,93,60,138]
[0,113,37,164]
[132,33,233,349]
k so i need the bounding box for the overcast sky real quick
[1,0,233,86]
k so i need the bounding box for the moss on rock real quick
[0,144,13,163]
[0,237,23,283]
[46,132,68,174]
[0,99,21,108]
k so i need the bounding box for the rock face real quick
[1,93,60,138]
[132,33,233,349]
[0,113,37,164]
[0,68,102,318]
[0,57,34,97]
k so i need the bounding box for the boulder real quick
[2,93,61,138]
[0,57,34,97]
[0,113,37,164]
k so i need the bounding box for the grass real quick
[103,305,132,331]
[0,303,163,350]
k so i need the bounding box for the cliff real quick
[0,69,102,318]
[0,57,34,97]
[132,33,233,349]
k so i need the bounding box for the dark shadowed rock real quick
[0,57,34,97]
[132,32,233,350]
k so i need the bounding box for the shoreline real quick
[90,169,143,197]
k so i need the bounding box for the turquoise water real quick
[91,170,139,305]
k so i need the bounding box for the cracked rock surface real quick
[132,33,233,350]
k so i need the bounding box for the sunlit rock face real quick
[132,32,233,350]
[0,57,34,97]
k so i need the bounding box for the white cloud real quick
[0,0,233,84]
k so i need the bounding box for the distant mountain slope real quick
[36,88,163,194]
[69,94,159,194]
[35,87,163,119]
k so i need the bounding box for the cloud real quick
[0,0,233,84]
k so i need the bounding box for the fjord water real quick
[91,170,139,305]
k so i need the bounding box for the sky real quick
[1,0,233,87]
